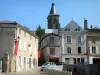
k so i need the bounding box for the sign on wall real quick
[45,29,58,34]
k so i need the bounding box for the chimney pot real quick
[84,19,88,30]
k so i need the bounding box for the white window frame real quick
[24,42,26,51]
[66,35,72,43]
[76,35,82,43]
[29,46,32,53]
[67,46,72,54]
[91,46,98,54]
[18,40,22,51]
[18,56,21,66]
[96,46,98,54]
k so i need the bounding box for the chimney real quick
[90,25,93,29]
[84,19,88,30]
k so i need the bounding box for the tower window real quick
[49,37,54,44]
[50,48,55,55]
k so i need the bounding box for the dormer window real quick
[75,27,80,31]
[65,28,70,31]
[78,27,80,31]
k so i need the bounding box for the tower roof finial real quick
[49,0,56,15]
[52,0,54,3]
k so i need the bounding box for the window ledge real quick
[76,42,82,44]
[66,42,72,44]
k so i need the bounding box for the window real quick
[67,36,71,43]
[74,58,84,64]
[49,37,54,44]
[75,27,80,31]
[73,58,76,64]
[18,56,21,66]
[78,28,80,31]
[77,58,80,64]
[92,46,96,54]
[77,36,81,43]
[65,28,70,31]
[65,58,69,64]
[78,47,81,54]
[53,24,56,29]
[81,58,84,63]
[67,47,71,54]
[50,48,55,55]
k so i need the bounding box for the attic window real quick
[75,27,80,31]
[66,28,70,31]
[78,27,80,31]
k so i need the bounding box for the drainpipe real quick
[61,33,64,62]
[86,31,89,64]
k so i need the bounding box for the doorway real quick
[24,57,26,70]
[29,58,31,68]
[93,58,100,64]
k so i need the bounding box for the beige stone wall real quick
[15,27,38,72]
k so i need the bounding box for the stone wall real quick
[63,64,100,75]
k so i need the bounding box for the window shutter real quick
[19,40,22,50]
[65,35,67,42]
[21,57,23,66]
[90,46,92,54]
[96,47,98,54]
[29,47,32,53]
[24,42,26,51]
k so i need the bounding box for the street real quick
[1,68,45,75]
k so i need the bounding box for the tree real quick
[36,25,45,40]
[36,25,45,65]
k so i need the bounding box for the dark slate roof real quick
[40,33,61,43]
[49,3,56,15]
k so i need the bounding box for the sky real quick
[0,0,100,30]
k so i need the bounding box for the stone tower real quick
[47,2,60,29]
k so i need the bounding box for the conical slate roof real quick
[49,3,56,15]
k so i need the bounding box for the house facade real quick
[88,29,100,64]
[0,21,38,72]
[40,32,61,62]
[59,20,87,64]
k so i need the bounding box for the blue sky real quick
[0,0,100,30]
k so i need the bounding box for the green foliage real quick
[36,25,45,39]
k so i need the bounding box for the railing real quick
[44,69,72,75]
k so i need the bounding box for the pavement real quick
[0,68,45,75]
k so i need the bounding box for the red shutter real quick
[50,48,55,55]
[14,41,19,56]
[38,49,41,58]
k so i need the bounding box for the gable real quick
[64,20,85,31]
